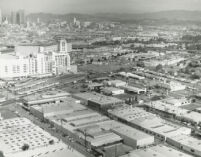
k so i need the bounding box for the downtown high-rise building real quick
[16,9,25,25]
[0,9,2,24]
[11,10,25,25]
[11,11,17,24]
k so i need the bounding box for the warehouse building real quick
[108,106,191,141]
[120,144,193,157]
[145,100,188,116]
[30,97,86,119]
[48,111,122,150]
[145,99,201,125]
[167,134,201,157]
[154,80,186,91]
[30,100,156,156]
[23,90,70,107]
[76,126,122,149]
[0,118,84,157]
[105,80,127,87]
[162,97,191,107]
[102,87,125,95]
[120,85,146,94]
[111,123,154,148]
[73,92,124,111]
[118,72,145,80]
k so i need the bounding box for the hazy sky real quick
[1,0,201,14]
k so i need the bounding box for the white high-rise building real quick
[0,40,72,79]
[0,9,2,24]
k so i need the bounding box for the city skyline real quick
[1,0,201,14]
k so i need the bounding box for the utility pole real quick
[84,129,87,149]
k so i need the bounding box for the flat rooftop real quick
[24,90,70,101]
[62,109,99,122]
[151,145,193,157]
[108,106,191,138]
[120,145,193,157]
[70,115,109,127]
[111,123,154,141]
[23,91,71,105]
[74,92,124,106]
[170,134,201,152]
[39,148,86,157]
[181,111,201,124]
[145,101,188,115]
[31,98,86,116]
[108,106,156,122]
[103,87,124,91]
[76,127,122,148]
[0,118,70,157]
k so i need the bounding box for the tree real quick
[155,64,163,72]
[136,61,145,68]
[49,140,54,145]
[21,144,29,151]
[191,74,200,80]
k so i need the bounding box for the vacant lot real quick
[79,63,133,73]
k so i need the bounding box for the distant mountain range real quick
[27,10,201,23]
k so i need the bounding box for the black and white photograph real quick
[0,0,201,157]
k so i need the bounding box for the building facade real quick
[0,40,72,79]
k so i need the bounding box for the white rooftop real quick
[120,145,193,157]
[74,92,124,106]
[0,117,84,157]
[170,134,201,152]
[111,123,153,141]
[108,107,191,138]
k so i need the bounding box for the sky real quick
[1,0,201,14]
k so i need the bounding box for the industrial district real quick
[1,7,201,157]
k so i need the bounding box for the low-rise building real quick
[145,99,201,125]
[76,126,122,148]
[0,94,6,102]
[167,134,201,157]
[30,97,85,119]
[23,90,70,108]
[120,144,193,157]
[0,80,6,88]
[162,97,191,107]
[120,85,146,94]
[0,117,84,157]
[105,80,127,87]
[111,123,154,148]
[118,72,145,80]
[108,106,191,140]
[73,92,124,110]
[155,80,186,91]
[102,87,124,95]
[145,100,189,116]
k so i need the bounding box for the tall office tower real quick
[37,18,40,24]
[16,10,25,25]
[11,11,17,24]
[73,17,77,25]
[0,9,2,24]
